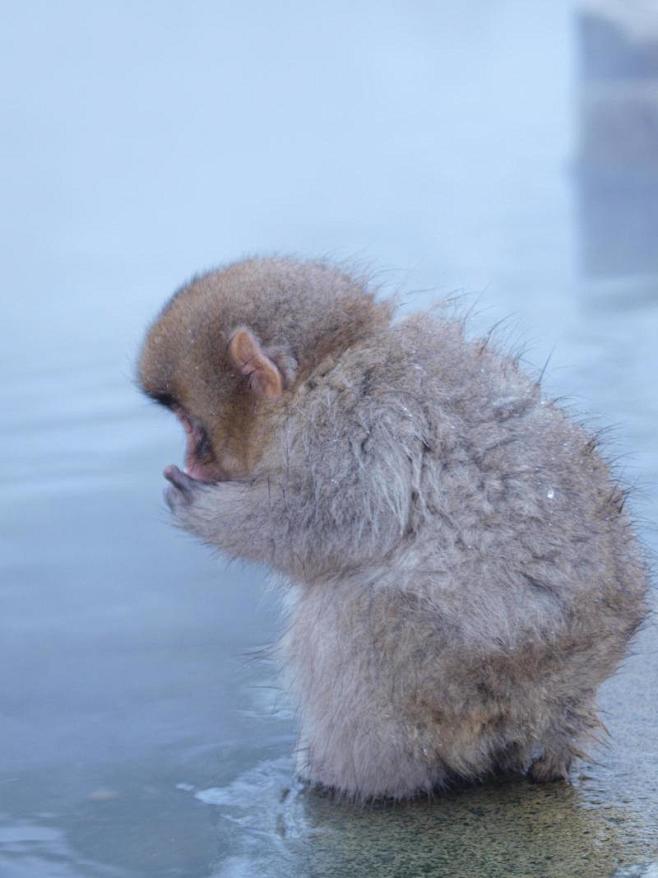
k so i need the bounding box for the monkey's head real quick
[138,257,392,495]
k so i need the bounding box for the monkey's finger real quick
[163,464,196,500]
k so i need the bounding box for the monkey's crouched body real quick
[139,258,649,800]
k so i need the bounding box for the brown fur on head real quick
[138,256,392,481]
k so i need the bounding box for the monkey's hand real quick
[163,465,234,528]
[163,465,201,508]
[163,464,231,535]
[163,464,285,566]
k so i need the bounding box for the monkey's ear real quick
[227,328,284,399]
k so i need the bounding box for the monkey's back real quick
[288,310,649,796]
[396,312,647,644]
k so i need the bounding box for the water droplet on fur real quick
[547,488,555,499]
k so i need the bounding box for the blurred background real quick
[1,1,657,876]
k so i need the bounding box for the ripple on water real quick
[188,756,318,878]
[194,755,310,838]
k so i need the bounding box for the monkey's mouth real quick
[163,407,223,491]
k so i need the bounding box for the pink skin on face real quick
[164,406,223,487]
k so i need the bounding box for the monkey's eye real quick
[147,390,177,409]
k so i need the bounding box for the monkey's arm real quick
[164,471,293,568]
[165,399,420,578]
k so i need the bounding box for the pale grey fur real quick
[148,257,649,800]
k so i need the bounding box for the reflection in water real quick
[575,1,658,278]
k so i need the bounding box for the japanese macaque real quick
[138,256,649,800]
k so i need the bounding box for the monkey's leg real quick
[528,745,573,783]
[528,697,598,783]
[295,715,449,801]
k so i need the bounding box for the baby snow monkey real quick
[138,257,648,800]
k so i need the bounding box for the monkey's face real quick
[139,296,292,514]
